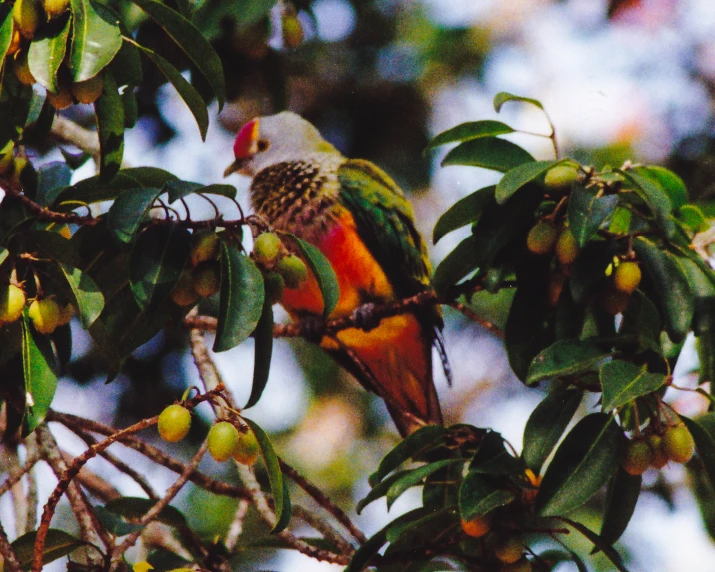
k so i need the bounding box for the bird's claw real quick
[352,302,381,332]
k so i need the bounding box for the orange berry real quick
[461,515,491,538]
[622,439,652,476]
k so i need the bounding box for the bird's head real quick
[224,111,337,178]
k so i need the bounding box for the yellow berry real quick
[460,515,491,538]
[613,261,641,294]
[13,0,41,40]
[495,536,526,565]
[544,165,579,191]
[43,0,70,18]
[207,421,240,462]
[526,222,557,255]
[10,156,28,187]
[282,12,303,49]
[191,262,221,298]
[555,228,578,266]
[0,141,15,175]
[276,254,308,289]
[622,439,652,476]
[190,231,220,266]
[12,50,35,86]
[71,74,104,104]
[253,232,282,266]
[28,298,60,334]
[233,428,260,465]
[663,425,695,464]
[0,284,26,323]
[158,404,192,442]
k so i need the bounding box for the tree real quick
[1,1,715,571]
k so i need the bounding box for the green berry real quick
[647,434,668,469]
[264,271,285,303]
[0,284,26,323]
[544,165,579,190]
[663,425,695,464]
[158,404,192,442]
[622,439,652,476]
[526,222,557,255]
[276,254,308,289]
[614,261,641,294]
[253,232,282,266]
[28,298,59,334]
[43,0,70,18]
[495,537,526,565]
[555,228,578,265]
[190,231,220,266]
[233,428,260,465]
[207,421,240,462]
[192,262,221,298]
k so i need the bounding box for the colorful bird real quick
[225,111,444,435]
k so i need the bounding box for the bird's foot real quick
[299,316,326,343]
[352,302,381,332]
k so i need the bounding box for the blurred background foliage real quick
[13,0,715,570]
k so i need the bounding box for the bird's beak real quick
[225,118,260,178]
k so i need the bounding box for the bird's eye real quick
[256,139,270,152]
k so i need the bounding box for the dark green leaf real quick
[22,230,79,267]
[469,431,524,475]
[165,179,237,203]
[22,318,58,434]
[633,236,694,342]
[213,243,265,352]
[103,496,186,528]
[523,388,583,474]
[94,70,125,180]
[290,235,339,317]
[442,137,534,173]
[69,0,122,82]
[493,92,545,113]
[459,471,516,520]
[432,234,479,295]
[567,185,619,248]
[600,467,641,546]
[527,340,611,385]
[94,505,142,535]
[681,415,715,491]
[618,168,675,238]
[554,516,628,572]
[619,291,663,353]
[28,15,71,93]
[433,186,494,244]
[638,166,688,209]
[538,549,588,572]
[121,87,138,128]
[245,295,273,409]
[385,507,457,544]
[110,40,142,87]
[495,160,555,204]
[0,71,33,147]
[60,264,104,328]
[138,46,209,140]
[36,162,72,207]
[600,360,665,411]
[272,478,293,535]
[130,225,191,308]
[107,188,161,243]
[243,418,290,532]
[369,425,446,486]
[386,459,460,510]
[536,413,622,516]
[11,529,87,568]
[0,5,12,63]
[128,0,225,108]
[428,120,514,149]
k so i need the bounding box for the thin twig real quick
[0,449,40,498]
[50,115,100,158]
[292,504,355,555]
[0,519,22,572]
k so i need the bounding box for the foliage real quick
[0,1,715,571]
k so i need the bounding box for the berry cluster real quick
[157,403,260,465]
[251,232,308,303]
[0,278,74,334]
[622,423,695,476]
[170,231,222,307]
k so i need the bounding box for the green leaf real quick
[0,247,9,267]
[495,160,555,204]
[245,295,273,409]
[600,467,641,546]
[638,165,688,209]
[555,516,629,572]
[567,185,619,247]
[678,204,710,233]
[69,0,122,82]
[428,120,515,149]
[432,234,479,295]
[523,388,583,474]
[165,180,237,203]
[681,415,715,491]
[384,507,457,544]
[110,40,142,87]
[107,187,161,243]
[60,264,104,328]
[441,137,534,173]
[527,340,611,385]
[94,505,142,535]
[618,168,675,238]
[619,291,663,353]
[600,360,665,411]
[290,235,339,317]
[103,496,187,528]
[633,236,694,342]
[130,225,191,309]
[213,243,265,352]
[272,478,293,535]
[386,459,460,510]
[469,431,524,475]
[0,71,33,147]
[369,425,446,486]
[28,15,71,93]
[138,46,209,140]
[536,413,622,516]
[433,186,494,244]
[94,70,125,181]
[459,471,516,520]
[357,470,409,514]
[22,317,58,434]
[12,529,87,569]
[609,206,632,235]
[243,418,290,533]
[0,5,12,63]
[493,92,545,113]
[128,0,225,108]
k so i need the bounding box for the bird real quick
[224,111,444,436]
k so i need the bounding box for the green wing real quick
[337,159,431,299]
